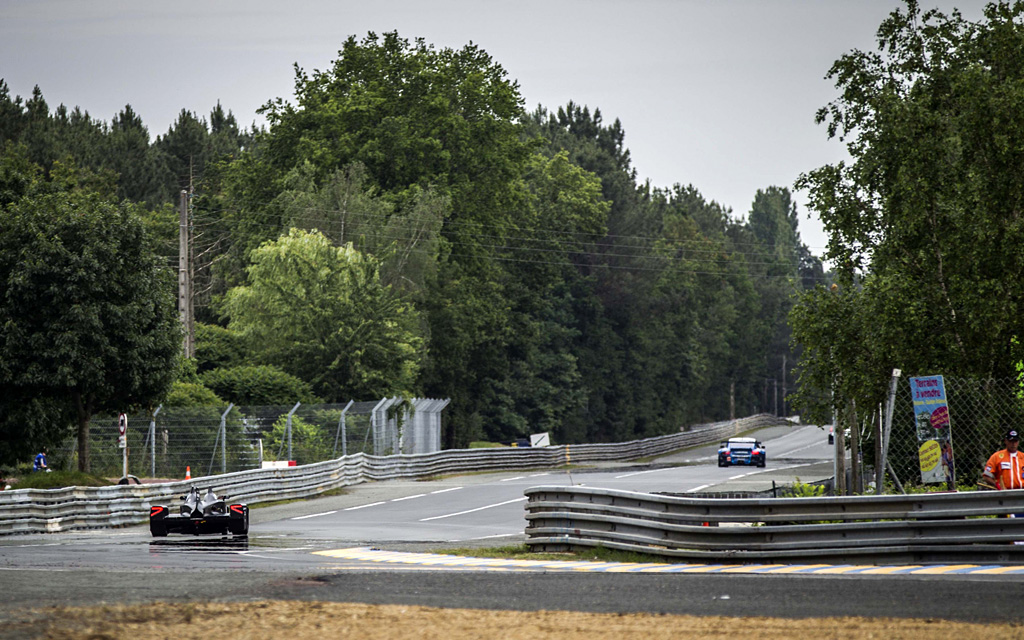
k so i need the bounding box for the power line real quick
[182,205,824,274]
[192,201,826,253]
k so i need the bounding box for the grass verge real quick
[7,470,114,489]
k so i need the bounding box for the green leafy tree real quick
[229,33,536,445]
[274,162,446,295]
[200,365,318,405]
[0,188,181,471]
[263,414,331,465]
[0,141,41,207]
[221,228,422,401]
[794,1,1024,423]
[194,322,247,373]
[164,381,224,407]
[106,105,171,205]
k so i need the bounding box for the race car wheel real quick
[758,461,766,468]
[230,511,249,536]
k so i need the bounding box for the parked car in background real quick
[717,437,766,468]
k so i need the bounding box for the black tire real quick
[718,460,726,468]
[150,522,167,537]
[230,510,249,536]
[758,461,766,468]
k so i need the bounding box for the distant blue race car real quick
[717,437,766,468]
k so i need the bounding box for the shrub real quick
[195,323,247,373]
[200,365,318,406]
[164,381,225,407]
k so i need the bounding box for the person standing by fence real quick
[980,429,1024,490]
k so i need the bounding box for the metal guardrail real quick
[0,415,782,535]
[523,485,1024,564]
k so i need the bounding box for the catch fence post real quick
[879,368,901,493]
[150,405,162,478]
[287,402,301,462]
[220,403,234,473]
[334,400,354,457]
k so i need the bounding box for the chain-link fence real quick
[876,376,1024,490]
[48,398,448,478]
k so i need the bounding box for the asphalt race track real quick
[2,424,1022,625]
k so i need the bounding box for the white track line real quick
[430,487,463,494]
[420,497,528,521]
[291,510,338,520]
[343,501,386,511]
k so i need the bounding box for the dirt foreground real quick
[5,601,1020,639]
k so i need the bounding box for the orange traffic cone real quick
[185,465,191,481]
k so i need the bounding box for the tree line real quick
[0,31,822,471]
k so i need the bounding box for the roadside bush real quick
[164,381,225,407]
[781,478,825,498]
[262,415,332,465]
[200,365,319,406]
[195,323,247,373]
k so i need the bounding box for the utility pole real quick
[178,190,194,357]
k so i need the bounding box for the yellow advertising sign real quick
[918,440,944,483]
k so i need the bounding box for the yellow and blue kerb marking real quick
[314,547,1024,576]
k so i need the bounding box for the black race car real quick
[150,486,248,537]
[717,437,766,467]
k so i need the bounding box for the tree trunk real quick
[729,381,735,421]
[75,392,92,473]
[835,398,847,495]
[848,401,862,494]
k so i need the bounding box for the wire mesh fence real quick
[879,376,1024,490]
[48,398,448,479]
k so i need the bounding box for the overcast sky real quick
[1,1,988,255]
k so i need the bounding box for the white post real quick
[119,413,128,479]
[287,402,301,461]
[879,369,901,493]
[150,405,162,478]
[370,398,389,456]
[220,403,234,473]
[334,400,354,457]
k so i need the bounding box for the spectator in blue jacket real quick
[33,449,48,472]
